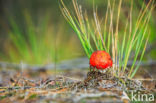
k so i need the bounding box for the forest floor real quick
[0,66,155,103]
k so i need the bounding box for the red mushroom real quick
[89,50,113,71]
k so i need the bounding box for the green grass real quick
[60,0,154,78]
[0,11,82,64]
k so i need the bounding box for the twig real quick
[73,92,120,102]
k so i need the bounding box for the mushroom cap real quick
[89,50,113,69]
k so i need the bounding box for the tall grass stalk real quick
[60,0,154,78]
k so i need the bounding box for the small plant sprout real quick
[89,50,113,72]
[60,0,154,78]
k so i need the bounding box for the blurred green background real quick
[0,0,155,65]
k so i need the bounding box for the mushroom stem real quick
[89,66,93,71]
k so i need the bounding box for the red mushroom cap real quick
[89,50,113,70]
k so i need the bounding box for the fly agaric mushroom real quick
[89,50,113,71]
